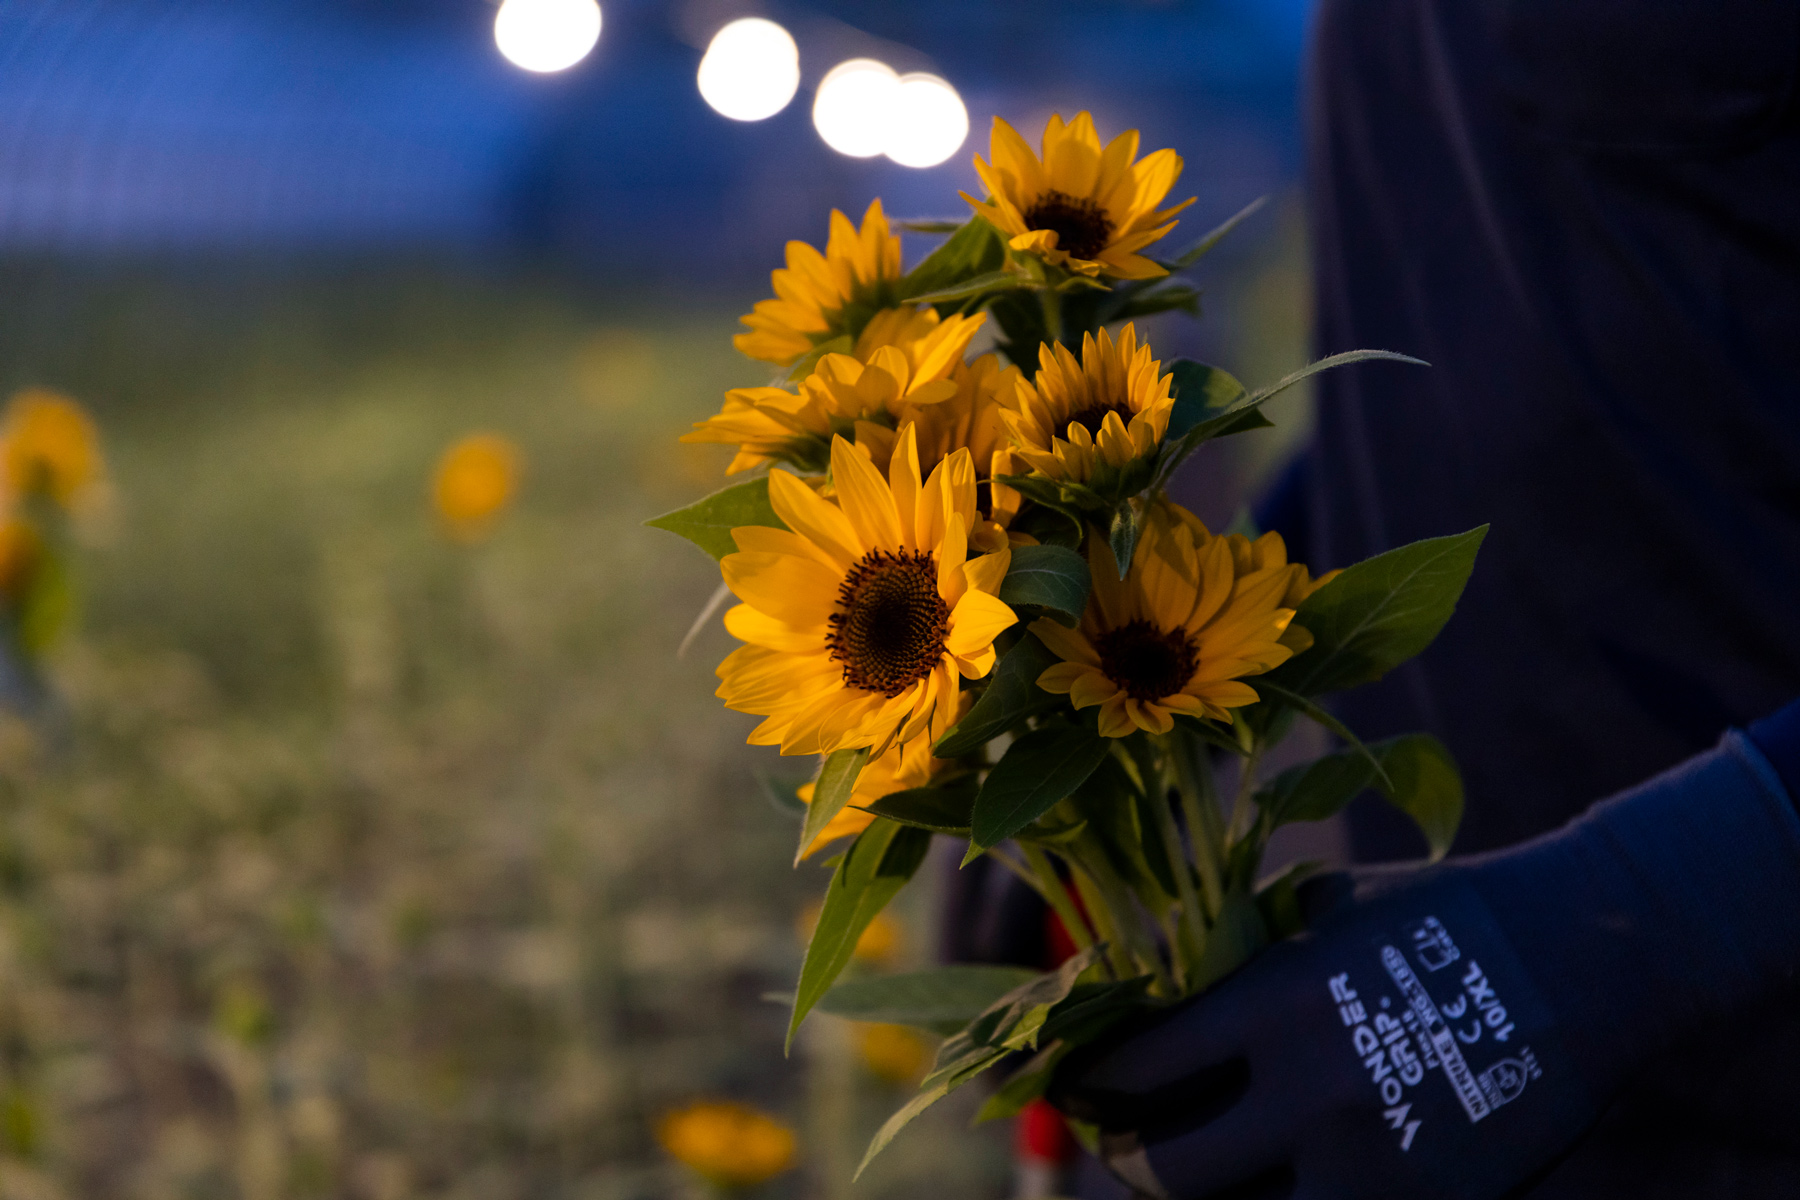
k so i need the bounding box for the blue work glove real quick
[1051,726,1800,1200]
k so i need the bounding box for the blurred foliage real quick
[0,266,1009,1200]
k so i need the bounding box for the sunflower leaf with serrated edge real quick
[644,476,789,561]
[997,544,1090,625]
[967,726,1112,857]
[788,818,932,1051]
[935,633,1063,758]
[1260,526,1488,697]
[795,747,871,866]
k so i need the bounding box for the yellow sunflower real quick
[734,199,903,367]
[795,692,970,858]
[1033,506,1299,737]
[716,429,1017,757]
[963,112,1193,280]
[684,309,984,475]
[1219,528,1339,654]
[1003,323,1174,485]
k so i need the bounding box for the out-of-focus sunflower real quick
[684,310,984,476]
[0,519,41,604]
[656,1101,797,1191]
[715,430,1015,757]
[1033,505,1299,737]
[795,692,971,858]
[1,389,103,509]
[432,433,521,542]
[962,112,1193,280]
[1003,324,1173,486]
[734,199,903,368]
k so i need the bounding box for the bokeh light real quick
[493,0,602,74]
[697,18,800,122]
[811,58,899,158]
[884,73,968,168]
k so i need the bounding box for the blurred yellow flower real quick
[684,308,984,476]
[657,1101,797,1190]
[0,520,41,604]
[963,112,1193,280]
[2,388,103,509]
[855,1023,932,1085]
[432,433,520,542]
[1034,504,1298,737]
[735,200,903,368]
[1004,324,1174,486]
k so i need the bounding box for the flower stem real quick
[1019,842,1098,958]
[1150,740,1207,991]
[1170,731,1226,920]
[1226,744,1265,849]
[1039,287,1062,347]
[1068,841,1173,994]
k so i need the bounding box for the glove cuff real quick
[1466,730,1800,1097]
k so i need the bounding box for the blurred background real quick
[0,1,1320,1197]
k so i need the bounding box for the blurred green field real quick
[0,221,1312,1200]
[0,265,1013,1200]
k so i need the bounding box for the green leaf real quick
[1376,733,1464,862]
[901,217,1005,299]
[1009,504,1083,548]
[859,780,977,834]
[1254,859,1323,940]
[1191,890,1267,990]
[644,476,788,561]
[935,634,1064,758]
[1252,733,1462,860]
[896,217,967,234]
[1164,360,1247,440]
[933,945,1106,1066]
[1257,747,1382,827]
[1106,282,1201,323]
[1251,681,1392,794]
[1160,196,1269,271]
[907,269,1026,305]
[788,819,933,1050]
[998,543,1090,625]
[1154,350,1426,489]
[975,1042,1074,1123]
[818,965,1039,1035]
[1108,502,1141,578]
[1065,756,1171,907]
[1261,526,1489,697]
[795,747,872,866]
[968,726,1112,855]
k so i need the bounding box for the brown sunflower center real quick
[1065,400,1134,441]
[827,549,949,697]
[1093,619,1199,703]
[1023,190,1115,263]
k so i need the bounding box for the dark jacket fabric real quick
[1301,0,1800,1192]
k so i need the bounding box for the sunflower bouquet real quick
[650,112,1487,1175]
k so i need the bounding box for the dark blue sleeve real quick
[1748,698,1800,807]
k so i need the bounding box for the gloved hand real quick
[1051,728,1800,1200]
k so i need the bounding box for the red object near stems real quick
[1016,1096,1077,1164]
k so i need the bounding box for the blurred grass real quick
[0,264,1010,1200]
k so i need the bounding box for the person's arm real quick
[1051,700,1800,1200]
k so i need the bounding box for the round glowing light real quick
[494,0,602,74]
[812,58,900,158]
[697,18,800,121]
[883,73,968,168]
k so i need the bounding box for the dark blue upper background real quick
[0,0,1312,284]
